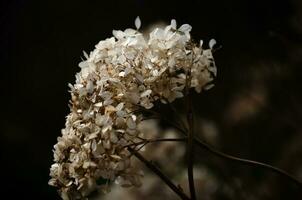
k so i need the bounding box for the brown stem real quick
[186,95,196,200]
[184,58,196,200]
[128,147,190,200]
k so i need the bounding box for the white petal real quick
[174,91,184,98]
[83,51,89,59]
[178,24,192,33]
[204,84,215,90]
[78,61,88,68]
[209,39,216,49]
[86,80,94,94]
[110,155,122,160]
[200,40,203,47]
[112,30,125,39]
[131,114,137,121]
[171,19,177,29]
[135,16,141,30]
[119,71,125,77]
[116,102,124,111]
[140,89,152,97]
[117,55,126,64]
[94,102,103,107]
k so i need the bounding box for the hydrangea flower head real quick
[49,17,216,200]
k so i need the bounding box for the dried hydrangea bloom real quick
[49,17,216,200]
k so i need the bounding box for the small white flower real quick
[135,16,141,30]
[178,24,192,33]
[200,40,203,47]
[209,38,216,49]
[140,89,152,98]
[170,19,177,29]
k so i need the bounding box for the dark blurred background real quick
[1,0,302,199]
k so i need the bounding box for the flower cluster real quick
[49,17,216,200]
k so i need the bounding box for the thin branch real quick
[124,138,186,149]
[193,137,302,188]
[128,147,190,200]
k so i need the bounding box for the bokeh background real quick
[1,0,302,199]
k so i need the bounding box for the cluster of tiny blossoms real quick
[49,17,216,200]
